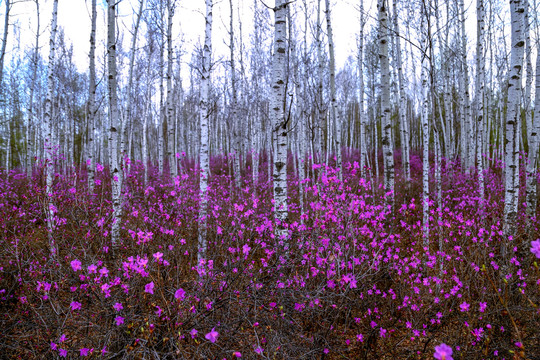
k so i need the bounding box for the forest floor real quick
[0,152,539,359]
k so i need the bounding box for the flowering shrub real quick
[0,153,538,359]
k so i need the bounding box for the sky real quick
[3,0,368,73]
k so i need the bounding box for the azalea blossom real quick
[70,301,82,311]
[434,343,453,360]
[70,259,82,272]
[174,288,186,300]
[205,328,219,343]
[531,240,540,258]
[145,282,154,294]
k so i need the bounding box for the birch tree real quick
[358,0,367,179]
[44,0,59,255]
[166,0,177,178]
[526,33,540,219]
[378,0,394,212]
[87,0,97,193]
[26,0,40,176]
[272,0,288,244]
[324,0,342,180]
[107,0,122,251]
[475,0,485,208]
[503,0,525,238]
[421,0,431,246]
[392,0,410,184]
[198,0,213,263]
[229,0,240,188]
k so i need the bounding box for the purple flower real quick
[59,349,68,357]
[87,264,97,273]
[233,351,242,357]
[205,328,219,343]
[174,288,186,300]
[51,342,57,350]
[145,282,154,294]
[190,329,198,338]
[115,316,124,326]
[254,346,263,354]
[434,343,453,360]
[479,302,487,312]
[70,259,82,272]
[79,348,91,356]
[113,302,123,311]
[153,252,163,261]
[459,302,470,312]
[531,240,540,258]
[70,301,82,311]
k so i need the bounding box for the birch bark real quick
[504,0,525,238]
[108,0,122,251]
[378,0,394,212]
[44,0,59,256]
[87,0,97,193]
[198,0,213,263]
[476,0,485,208]
[272,0,288,244]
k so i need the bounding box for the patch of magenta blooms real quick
[0,151,539,359]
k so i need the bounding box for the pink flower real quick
[233,351,242,357]
[254,346,263,354]
[205,328,219,343]
[190,329,198,338]
[145,282,154,294]
[87,264,97,273]
[70,259,82,272]
[51,342,57,350]
[434,343,453,360]
[479,302,487,312]
[79,348,91,356]
[174,288,186,300]
[153,252,163,261]
[113,302,123,311]
[531,240,540,258]
[115,316,124,326]
[70,301,82,311]
[59,349,68,357]
[459,302,470,312]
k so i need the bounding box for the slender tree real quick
[107,0,122,251]
[272,0,288,244]
[475,0,486,209]
[87,0,97,193]
[166,0,176,178]
[378,0,394,212]
[503,0,525,239]
[526,32,540,219]
[26,0,40,175]
[198,0,213,263]
[44,0,59,255]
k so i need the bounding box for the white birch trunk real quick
[358,1,367,179]
[108,0,122,252]
[272,0,288,244]
[378,0,394,212]
[26,0,40,176]
[44,0,58,256]
[166,0,176,179]
[87,0,97,193]
[476,0,486,209]
[392,0,410,183]
[198,0,213,263]
[324,0,342,180]
[229,0,240,188]
[458,0,473,172]
[421,2,430,247]
[526,36,540,218]
[504,0,525,238]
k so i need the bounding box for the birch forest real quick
[1,0,540,358]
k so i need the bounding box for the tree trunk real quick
[166,0,177,179]
[198,0,213,263]
[378,0,394,212]
[44,0,59,256]
[526,34,540,219]
[87,0,97,193]
[476,0,486,210]
[325,0,342,180]
[108,0,122,252]
[421,0,430,247]
[503,0,525,239]
[272,0,288,244]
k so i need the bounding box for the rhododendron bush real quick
[0,153,539,359]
